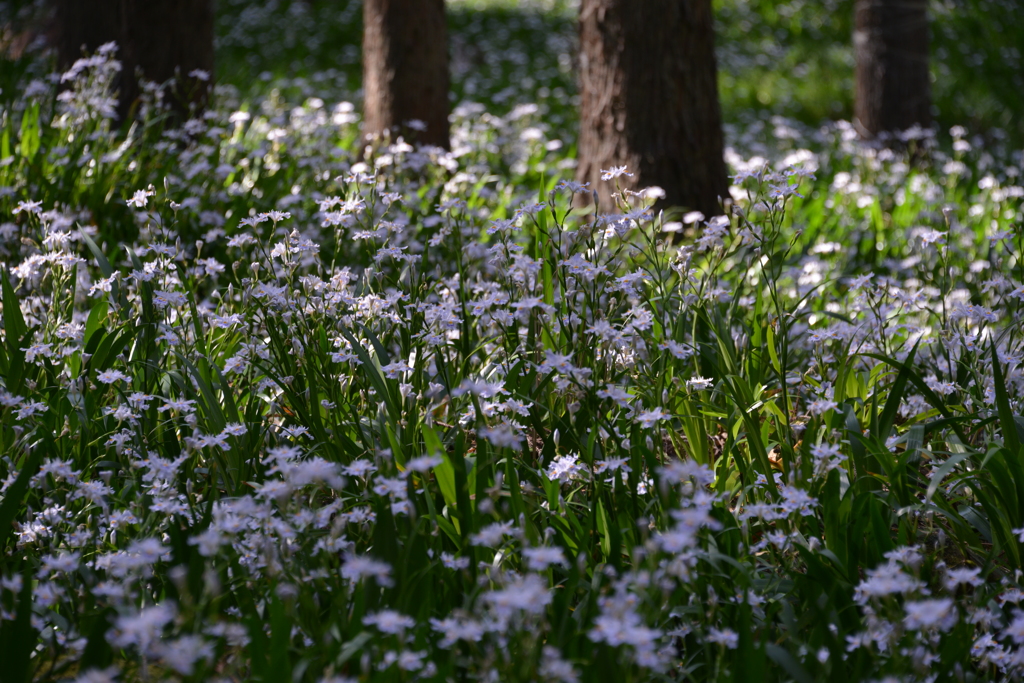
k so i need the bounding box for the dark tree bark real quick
[854,0,932,139]
[53,0,215,121]
[52,1,120,68]
[576,0,728,217]
[363,0,450,149]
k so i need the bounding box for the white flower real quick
[478,422,523,450]
[152,635,213,675]
[635,407,669,428]
[403,455,442,474]
[227,233,256,248]
[597,384,632,409]
[523,546,567,571]
[188,528,226,557]
[71,667,120,683]
[220,422,248,437]
[944,567,983,591]
[126,189,154,208]
[342,459,377,478]
[807,398,838,416]
[600,166,633,181]
[483,573,552,619]
[292,457,345,489]
[430,615,487,648]
[706,627,739,649]
[593,457,631,475]
[364,610,415,635]
[810,442,846,476]
[556,180,590,194]
[538,645,580,683]
[40,551,81,576]
[453,378,507,398]
[918,228,946,246]
[108,602,177,650]
[440,552,470,570]
[97,369,130,384]
[1003,612,1024,644]
[72,480,113,505]
[380,360,412,378]
[660,341,694,360]
[545,454,586,483]
[15,401,47,420]
[990,229,1014,245]
[470,521,515,547]
[160,399,197,414]
[265,210,291,223]
[686,376,714,391]
[854,563,923,602]
[778,485,817,516]
[13,200,43,215]
[903,598,956,631]
[341,554,393,587]
[22,343,54,363]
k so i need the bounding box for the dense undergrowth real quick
[3,1,1024,682]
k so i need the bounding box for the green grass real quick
[1,1,1024,681]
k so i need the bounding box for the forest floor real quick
[1,0,1024,681]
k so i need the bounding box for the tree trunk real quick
[52,0,120,69]
[854,0,931,139]
[53,0,215,121]
[576,0,728,218]
[363,0,450,149]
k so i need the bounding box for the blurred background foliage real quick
[212,0,1024,145]
[714,0,1024,141]
[2,0,1024,143]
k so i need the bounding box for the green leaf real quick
[83,299,109,349]
[360,326,392,368]
[822,468,849,571]
[732,605,767,683]
[843,405,872,482]
[86,324,131,373]
[596,498,612,562]
[267,595,291,683]
[450,431,475,548]
[338,328,399,423]
[0,562,36,683]
[875,341,919,441]
[991,340,1021,457]
[17,102,39,161]
[1,267,27,347]
[78,609,114,672]
[926,452,971,502]
[425,428,457,509]
[177,353,226,431]
[861,351,968,443]
[765,643,814,683]
[0,449,41,557]
[78,229,115,280]
[335,631,372,668]
[241,588,269,681]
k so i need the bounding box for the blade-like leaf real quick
[0,449,41,556]
[992,340,1021,456]
[875,341,919,441]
